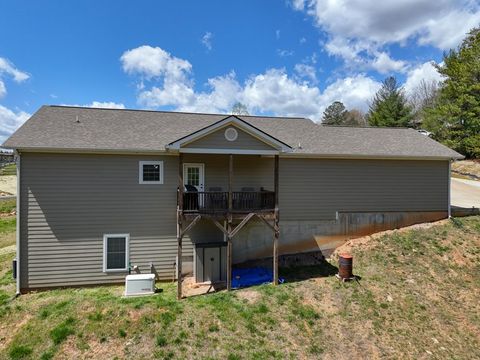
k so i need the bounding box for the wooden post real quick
[273,154,279,285]
[227,154,233,291]
[177,153,184,300]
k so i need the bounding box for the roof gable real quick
[167,115,293,154]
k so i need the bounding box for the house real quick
[3,105,463,297]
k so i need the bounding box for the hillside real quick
[0,213,479,359]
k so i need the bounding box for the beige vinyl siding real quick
[183,126,277,151]
[20,153,192,289]
[279,158,449,220]
[183,154,274,191]
[19,152,449,289]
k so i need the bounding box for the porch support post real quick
[177,153,184,300]
[273,154,279,286]
[227,154,233,291]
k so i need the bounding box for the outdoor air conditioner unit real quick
[124,274,156,296]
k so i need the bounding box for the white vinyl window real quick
[103,234,129,272]
[139,161,164,184]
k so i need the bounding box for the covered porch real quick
[176,153,280,299]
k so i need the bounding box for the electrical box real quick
[124,274,155,296]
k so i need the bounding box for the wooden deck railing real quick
[182,191,275,213]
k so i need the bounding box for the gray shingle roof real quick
[2,105,463,159]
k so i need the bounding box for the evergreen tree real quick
[322,101,348,125]
[424,27,480,158]
[367,76,413,127]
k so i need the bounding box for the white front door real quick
[183,163,205,192]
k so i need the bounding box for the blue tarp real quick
[231,267,285,289]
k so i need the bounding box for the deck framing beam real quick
[273,154,279,286]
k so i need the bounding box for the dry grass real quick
[0,216,479,359]
[452,160,480,179]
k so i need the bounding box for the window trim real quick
[139,160,164,184]
[103,233,130,273]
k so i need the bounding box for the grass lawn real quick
[0,164,16,176]
[0,199,16,215]
[0,216,479,359]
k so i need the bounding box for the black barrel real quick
[338,254,353,279]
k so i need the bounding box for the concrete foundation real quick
[230,211,447,262]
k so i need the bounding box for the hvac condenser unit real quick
[124,274,156,296]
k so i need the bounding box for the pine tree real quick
[367,76,413,127]
[322,101,348,125]
[424,27,480,158]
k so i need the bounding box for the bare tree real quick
[344,109,367,126]
[231,102,249,115]
[408,79,439,128]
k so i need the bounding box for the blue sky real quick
[1,0,479,142]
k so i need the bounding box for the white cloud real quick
[122,46,381,121]
[88,101,125,109]
[404,61,443,94]
[242,69,322,118]
[277,49,294,57]
[294,63,317,84]
[0,57,29,83]
[291,0,305,11]
[276,30,281,40]
[371,52,408,74]
[62,101,126,109]
[319,75,381,114]
[201,32,213,51]
[0,80,5,98]
[0,57,29,99]
[0,105,30,144]
[120,45,192,81]
[294,0,480,72]
[418,9,480,49]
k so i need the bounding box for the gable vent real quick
[224,127,238,142]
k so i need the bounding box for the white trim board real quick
[139,160,164,184]
[15,151,21,294]
[179,148,280,155]
[167,116,292,153]
[103,234,130,273]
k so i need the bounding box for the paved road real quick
[451,178,480,208]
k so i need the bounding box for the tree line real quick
[231,27,479,158]
[321,27,480,158]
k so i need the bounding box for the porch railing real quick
[182,191,275,213]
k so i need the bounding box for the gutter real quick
[448,160,452,218]
[6,147,463,162]
[15,150,21,296]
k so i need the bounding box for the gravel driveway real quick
[451,177,480,208]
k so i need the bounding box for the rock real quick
[387,295,393,302]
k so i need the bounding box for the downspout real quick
[448,159,452,218]
[15,150,21,296]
